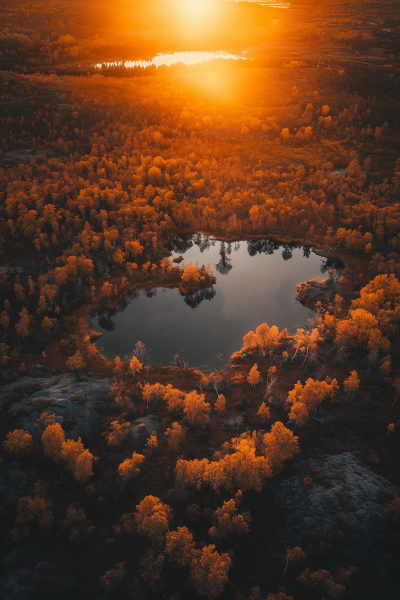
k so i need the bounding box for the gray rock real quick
[312,248,336,258]
[0,266,25,275]
[296,277,337,305]
[128,414,163,447]
[274,452,399,546]
[0,543,79,600]
[0,544,44,569]
[0,468,30,503]
[3,374,112,442]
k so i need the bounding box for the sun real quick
[180,0,215,23]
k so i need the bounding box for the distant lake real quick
[234,1,291,6]
[93,235,338,370]
[96,51,246,70]
[259,2,291,7]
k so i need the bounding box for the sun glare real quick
[180,0,215,23]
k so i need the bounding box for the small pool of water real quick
[92,236,339,369]
[96,51,245,70]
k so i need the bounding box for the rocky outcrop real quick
[0,543,80,600]
[274,452,399,549]
[128,414,163,447]
[2,374,112,442]
[296,277,337,306]
[0,468,30,503]
[0,266,25,275]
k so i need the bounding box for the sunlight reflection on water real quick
[235,0,291,7]
[259,3,291,7]
[97,51,246,70]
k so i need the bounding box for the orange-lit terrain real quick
[1,1,400,599]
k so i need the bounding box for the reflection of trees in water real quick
[247,239,278,256]
[194,233,216,253]
[98,314,116,332]
[215,241,232,275]
[145,288,157,298]
[182,285,216,309]
[128,289,140,302]
[234,241,240,252]
[115,297,129,312]
[282,245,293,261]
[169,233,193,254]
[320,256,344,275]
[303,246,311,258]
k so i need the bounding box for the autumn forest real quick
[0,1,400,599]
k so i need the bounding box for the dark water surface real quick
[93,236,334,369]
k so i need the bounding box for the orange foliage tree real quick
[257,402,271,423]
[283,546,306,575]
[248,363,261,389]
[293,327,321,364]
[175,422,298,497]
[351,273,400,336]
[298,568,350,600]
[165,526,196,567]
[3,429,33,455]
[129,356,143,379]
[165,422,186,453]
[105,421,131,446]
[189,544,231,599]
[335,308,390,353]
[164,384,186,414]
[42,423,65,462]
[344,371,360,400]
[74,449,94,484]
[99,562,128,594]
[65,350,86,380]
[15,307,31,339]
[183,390,211,428]
[0,310,9,331]
[146,431,158,455]
[61,502,95,544]
[263,421,300,474]
[208,493,251,542]
[41,316,58,337]
[135,495,172,545]
[10,481,53,543]
[287,378,339,426]
[214,394,226,419]
[61,438,85,474]
[181,263,201,289]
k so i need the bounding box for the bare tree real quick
[362,349,379,372]
[130,341,151,365]
[263,375,277,400]
[263,366,278,401]
[173,350,188,369]
[235,415,244,433]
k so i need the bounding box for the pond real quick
[92,235,339,370]
[96,51,246,70]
